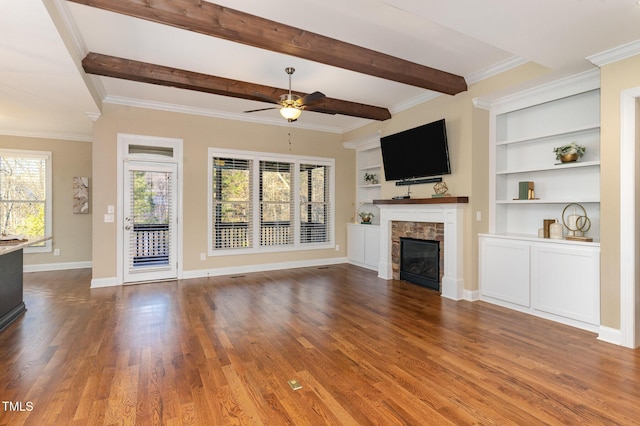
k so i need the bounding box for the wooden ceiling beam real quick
[68,0,467,95]
[82,52,392,121]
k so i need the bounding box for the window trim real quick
[0,149,52,253]
[208,148,335,256]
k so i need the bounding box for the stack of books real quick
[518,181,535,200]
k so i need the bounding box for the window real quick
[211,156,253,249]
[0,149,52,252]
[208,149,334,255]
[299,163,330,244]
[260,160,293,247]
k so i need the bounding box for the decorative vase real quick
[560,153,578,163]
[549,222,563,239]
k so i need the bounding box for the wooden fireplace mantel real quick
[373,197,469,205]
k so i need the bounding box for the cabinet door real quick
[347,224,365,264]
[531,244,600,325]
[479,237,531,307]
[364,226,380,268]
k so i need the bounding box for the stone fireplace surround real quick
[374,198,468,300]
[393,222,444,286]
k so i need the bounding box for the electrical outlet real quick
[200,252,206,261]
[54,248,60,256]
[335,244,340,251]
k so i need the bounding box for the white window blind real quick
[0,149,51,251]
[299,163,331,244]
[260,160,294,247]
[208,149,334,254]
[211,156,253,249]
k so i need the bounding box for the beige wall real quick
[343,63,550,292]
[5,56,633,330]
[91,103,354,280]
[599,54,640,328]
[0,135,92,266]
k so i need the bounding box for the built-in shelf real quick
[496,123,600,146]
[496,160,600,175]
[480,232,600,246]
[476,70,602,334]
[360,164,382,171]
[489,85,601,239]
[496,198,600,204]
[343,133,383,223]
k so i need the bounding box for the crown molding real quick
[340,120,375,134]
[389,91,441,115]
[587,39,640,67]
[0,129,92,142]
[387,56,528,116]
[471,98,493,111]
[86,112,101,122]
[465,56,530,86]
[103,96,345,134]
[472,68,600,113]
[342,130,381,149]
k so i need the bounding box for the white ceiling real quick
[2,0,640,140]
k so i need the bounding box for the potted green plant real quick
[358,211,374,224]
[364,172,377,184]
[554,141,586,163]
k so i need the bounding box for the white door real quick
[123,161,178,283]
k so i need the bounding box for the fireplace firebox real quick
[400,237,440,291]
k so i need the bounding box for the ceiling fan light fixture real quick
[280,105,302,121]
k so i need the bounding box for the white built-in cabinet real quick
[344,133,382,271]
[476,70,601,332]
[347,223,380,271]
[479,237,531,307]
[479,234,600,331]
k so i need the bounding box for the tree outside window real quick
[0,150,51,251]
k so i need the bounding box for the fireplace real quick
[374,197,468,300]
[400,238,440,290]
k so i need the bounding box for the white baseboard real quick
[464,289,480,301]
[597,326,622,346]
[89,257,349,288]
[90,276,118,288]
[346,260,378,271]
[182,257,349,280]
[24,261,92,273]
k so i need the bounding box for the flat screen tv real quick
[380,118,451,181]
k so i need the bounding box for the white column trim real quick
[619,87,640,348]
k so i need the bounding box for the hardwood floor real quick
[1,264,639,425]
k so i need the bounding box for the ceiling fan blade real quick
[303,105,337,115]
[298,91,326,106]
[252,92,280,104]
[244,107,279,113]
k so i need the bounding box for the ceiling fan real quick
[244,67,326,122]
